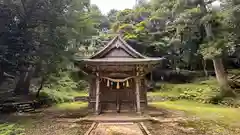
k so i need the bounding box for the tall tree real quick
[0,0,98,95]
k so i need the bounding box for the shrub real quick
[38,72,88,104]
[153,79,222,103]
[179,86,220,103]
[152,78,240,107]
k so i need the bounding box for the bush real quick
[153,79,222,103]
[38,72,88,104]
[152,78,240,107]
[179,86,220,103]
[76,80,89,91]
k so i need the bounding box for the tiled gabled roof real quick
[90,35,147,59]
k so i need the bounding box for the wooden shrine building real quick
[75,36,163,114]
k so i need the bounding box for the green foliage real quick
[107,9,119,23]
[200,41,225,59]
[179,7,202,22]
[135,21,148,33]
[150,76,240,107]
[150,79,221,103]
[111,22,121,33]
[118,24,135,33]
[39,72,88,104]
[0,0,100,73]
[116,9,135,23]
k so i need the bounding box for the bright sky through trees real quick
[91,0,136,14]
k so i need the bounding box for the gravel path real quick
[90,122,145,135]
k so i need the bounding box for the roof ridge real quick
[90,36,118,59]
[90,35,147,59]
[117,36,147,59]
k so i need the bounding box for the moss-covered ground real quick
[147,73,240,135]
[149,100,240,135]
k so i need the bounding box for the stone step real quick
[0,101,37,113]
[16,103,35,112]
[86,122,150,135]
[22,109,35,112]
[16,108,35,112]
[17,107,33,110]
[82,116,151,123]
[18,104,32,107]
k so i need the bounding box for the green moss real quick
[182,120,240,135]
[54,102,88,111]
[228,69,240,75]
[150,100,240,127]
[0,123,24,135]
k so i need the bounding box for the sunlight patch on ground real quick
[54,102,88,111]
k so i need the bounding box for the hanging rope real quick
[107,79,110,87]
[101,76,135,82]
[102,76,135,89]
[116,82,120,89]
[126,80,130,87]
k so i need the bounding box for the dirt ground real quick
[0,107,92,135]
[145,121,199,135]
[1,105,239,135]
[144,106,201,135]
[24,120,91,135]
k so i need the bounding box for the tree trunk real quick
[36,76,45,98]
[202,59,208,77]
[14,65,35,95]
[198,0,231,96]
[212,57,232,96]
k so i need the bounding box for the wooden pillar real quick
[144,79,148,106]
[88,78,92,110]
[116,90,120,113]
[95,74,100,115]
[135,77,141,114]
